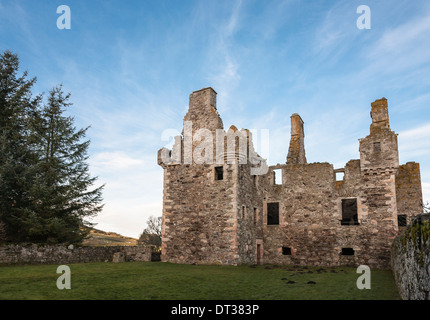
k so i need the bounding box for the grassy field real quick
[0,262,400,300]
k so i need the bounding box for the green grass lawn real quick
[0,262,400,300]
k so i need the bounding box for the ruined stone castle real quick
[158,87,423,269]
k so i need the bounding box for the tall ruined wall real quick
[358,98,400,266]
[263,163,339,266]
[391,214,430,300]
[336,160,371,267]
[335,158,397,268]
[396,162,423,225]
[161,163,239,264]
[261,159,398,268]
[160,88,236,264]
[358,171,398,267]
[235,163,265,264]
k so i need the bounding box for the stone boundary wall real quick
[0,244,154,265]
[391,213,430,300]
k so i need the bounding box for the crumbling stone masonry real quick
[391,214,430,300]
[0,244,153,265]
[158,88,423,269]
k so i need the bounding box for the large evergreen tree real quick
[0,50,104,243]
[23,85,104,243]
[0,50,40,241]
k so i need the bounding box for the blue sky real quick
[1,0,429,238]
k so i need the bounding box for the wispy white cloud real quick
[393,93,430,114]
[311,2,360,66]
[361,7,430,79]
[368,10,430,60]
[314,11,346,54]
[252,0,293,41]
[224,0,242,37]
[397,122,430,205]
[90,151,144,171]
[398,122,430,159]
[0,2,37,50]
[206,0,243,113]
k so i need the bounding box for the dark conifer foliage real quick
[0,50,104,243]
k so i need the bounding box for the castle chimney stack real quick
[287,113,307,164]
[183,87,223,135]
[370,98,390,134]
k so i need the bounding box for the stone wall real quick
[396,162,423,226]
[160,163,239,265]
[0,244,153,265]
[391,214,430,300]
[262,155,400,268]
[235,162,265,265]
[263,162,340,267]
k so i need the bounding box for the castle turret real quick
[359,98,400,261]
[159,88,264,266]
[359,98,399,171]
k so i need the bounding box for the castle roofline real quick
[191,87,217,95]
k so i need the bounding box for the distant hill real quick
[82,228,138,246]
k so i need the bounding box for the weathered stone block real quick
[112,252,125,263]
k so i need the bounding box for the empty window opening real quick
[373,142,381,152]
[336,171,345,181]
[215,166,223,180]
[282,247,292,255]
[341,248,354,256]
[267,202,279,225]
[253,208,257,225]
[397,215,407,227]
[341,199,359,225]
[241,206,246,219]
[273,169,282,185]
